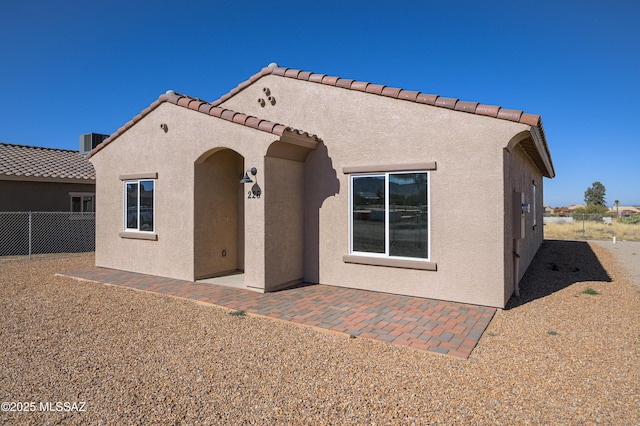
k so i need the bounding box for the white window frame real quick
[349,170,430,262]
[532,181,537,229]
[123,179,155,233]
[69,192,95,213]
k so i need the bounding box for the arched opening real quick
[194,148,245,280]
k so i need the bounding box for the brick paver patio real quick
[59,268,496,359]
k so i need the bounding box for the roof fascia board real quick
[529,126,555,178]
[0,175,95,184]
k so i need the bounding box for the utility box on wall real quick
[513,191,526,240]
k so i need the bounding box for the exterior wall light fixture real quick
[240,167,257,184]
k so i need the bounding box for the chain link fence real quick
[0,212,95,258]
[544,214,640,241]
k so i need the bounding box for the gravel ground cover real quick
[1,241,639,424]
[591,239,640,286]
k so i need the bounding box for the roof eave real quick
[87,89,318,159]
[0,174,95,184]
[530,124,555,178]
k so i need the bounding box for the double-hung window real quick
[350,171,429,260]
[124,179,154,232]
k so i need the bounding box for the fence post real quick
[28,211,32,260]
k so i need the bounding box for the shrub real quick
[619,215,640,225]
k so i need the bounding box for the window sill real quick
[343,254,437,271]
[119,232,158,241]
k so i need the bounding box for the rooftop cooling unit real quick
[80,133,109,155]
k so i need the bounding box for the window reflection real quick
[126,182,138,229]
[352,176,385,253]
[389,173,428,258]
[351,172,429,260]
[139,180,154,232]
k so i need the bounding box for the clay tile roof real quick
[284,69,302,78]
[365,84,386,95]
[381,87,402,98]
[398,90,419,101]
[476,104,500,118]
[351,81,369,92]
[336,78,354,89]
[416,93,438,105]
[87,90,319,159]
[435,97,458,109]
[497,108,523,122]
[220,109,237,121]
[298,71,313,81]
[519,113,540,127]
[455,101,479,113]
[321,75,339,86]
[89,64,552,176]
[0,142,95,182]
[207,65,551,167]
[308,73,325,84]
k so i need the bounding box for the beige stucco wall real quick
[264,156,305,290]
[220,75,534,307]
[194,149,244,279]
[502,143,545,304]
[91,103,277,284]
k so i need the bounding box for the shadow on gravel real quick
[505,240,611,309]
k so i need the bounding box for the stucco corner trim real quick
[343,255,437,271]
[342,162,437,174]
[119,232,158,241]
[119,172,158,181]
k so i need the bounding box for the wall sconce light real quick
[160,123,168,132]
[240,167,257,184]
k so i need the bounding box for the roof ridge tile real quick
[350,81,369,92]
[435,97,458,109]
[365,84,386,95]
[336,78,354,89]
[381,87,402,98]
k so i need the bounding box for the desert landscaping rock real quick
[1,242,639,424]
[591,239,640,286]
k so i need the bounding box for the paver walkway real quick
[60,267,496,359]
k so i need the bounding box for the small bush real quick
[619,215,640,225]
[581,287,600,295]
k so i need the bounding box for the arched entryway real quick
[194,148,245,280]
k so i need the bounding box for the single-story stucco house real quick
[88,64,554,308]
[0,142,96,212]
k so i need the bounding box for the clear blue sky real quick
[2,0,638,207]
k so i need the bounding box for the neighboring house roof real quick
[88,91,320,159]
[611,206,640,214]
[567,204,585,211]
[212,64,553,173]
[0,142,95,183]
